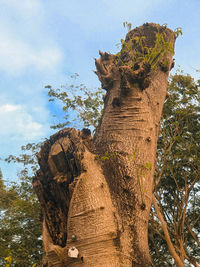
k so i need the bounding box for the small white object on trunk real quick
[68,247,79,258]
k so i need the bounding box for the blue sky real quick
[0,0,199,182]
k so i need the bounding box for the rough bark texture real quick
[33,23,175,266]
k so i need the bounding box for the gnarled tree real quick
[33,23,176,266]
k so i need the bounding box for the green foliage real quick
[129,150,152,206]
[115,26,176,71]
[0,174,42,266]
[174,27,183,38]
[0,186,42,266]
[140,32,173,69]
[143,162,153,171]
[0,143,42,266]
[95,151,118,161]
[123,21,132,32]
[149,72,200,266]
[4,255,12,267]
[5,143,41,173]
[46,73,104,130]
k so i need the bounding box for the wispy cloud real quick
[0,30,62,76]
[0,104,47,140]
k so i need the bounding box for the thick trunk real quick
[33,23,175,266]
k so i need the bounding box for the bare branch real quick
[152,194,184,267]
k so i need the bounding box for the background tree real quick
[149,73,200,266]
[0,145,43,267]
[46,73,104,130]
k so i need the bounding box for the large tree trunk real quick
[33,23,175,266]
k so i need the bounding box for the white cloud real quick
[0,104,46,140]
[0,104,20,113]
[0,31,62,75]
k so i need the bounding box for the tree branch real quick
[152,195,184,267]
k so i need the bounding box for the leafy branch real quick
[115,24,182,72]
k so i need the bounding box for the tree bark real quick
[33,23,175,266]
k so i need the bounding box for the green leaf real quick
[143,162,152,170]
